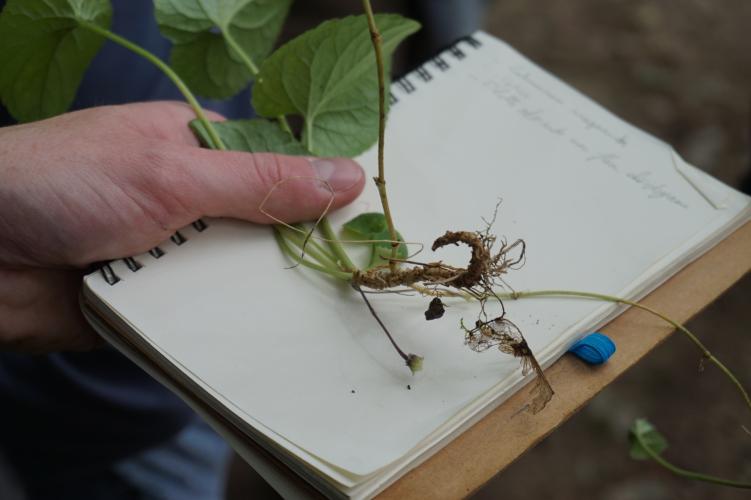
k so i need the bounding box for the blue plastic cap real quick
[568,332,616,365]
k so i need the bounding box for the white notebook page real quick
[85,31,750,484]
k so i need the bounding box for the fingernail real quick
[309,158,363,192]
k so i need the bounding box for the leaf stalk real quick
[633,428,751,489]
[274,228,352,281]
[319,218,357,272]
[222,29,292,133]
[279,227,341,273]
[78,21,226,151]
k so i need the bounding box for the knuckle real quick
[254,154,288,189]
[137,141,174,172]
[131,143,197,226]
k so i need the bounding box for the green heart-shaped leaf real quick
[155,0,292,99]
[369,229,408,268]
[343,212,389,238]
[190,118,308,155]
[252,14,420,157]
[0,0,112,122]
[343,212,408,269]
[629,418,668,460]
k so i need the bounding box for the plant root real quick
[353,230,523,292]
[431,231,491,287]
[462,317,554,414]
[352,224,552,413]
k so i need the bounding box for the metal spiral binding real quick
[99,218,210,285]
[464,36,482,48]
[397,77,416,94]
[101,264,121,286]
[149,247,165,259]
[123,257,142,272]
[449,46,466,60]
[393,34,482,101]
[416,67,432,82]
[433,56,450,71]
[170,231,187,245]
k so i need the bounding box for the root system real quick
[352,224,553,413]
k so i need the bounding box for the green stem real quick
[290,224,340,266]
[303,119,315,153]
[362,0,400,271]
[277,116,293,135]
[79,21,226,151]
[281,226,342,273]
[499,289,751,414]
[223,30,292,134]
[319,218,357,272]
[223,31,348,278]
[634,430,751,489]
[223,30,260,75]
[274,229,352,281]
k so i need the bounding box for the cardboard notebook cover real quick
[81,31,751,498]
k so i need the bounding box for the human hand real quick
[0,101,366,352]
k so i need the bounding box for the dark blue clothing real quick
[0,1,249,496]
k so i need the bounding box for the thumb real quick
[166,146,366,224]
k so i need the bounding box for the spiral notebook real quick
[81,31,751,499]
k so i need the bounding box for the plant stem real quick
[223,30,292,134]
[79,21,226,151]
[319,218,357,272]
[354,283,410,363]
[290,223,340,264]
[634,430,751,489]
[281,226,342,273]
[223,30,261,75]
[362,0,400,272]
[274,229,353,281]
[277,116,293,135]
[303,119,316,153]
[218,31,352,281]
[498,289,751,414]
[224,29,352,276]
